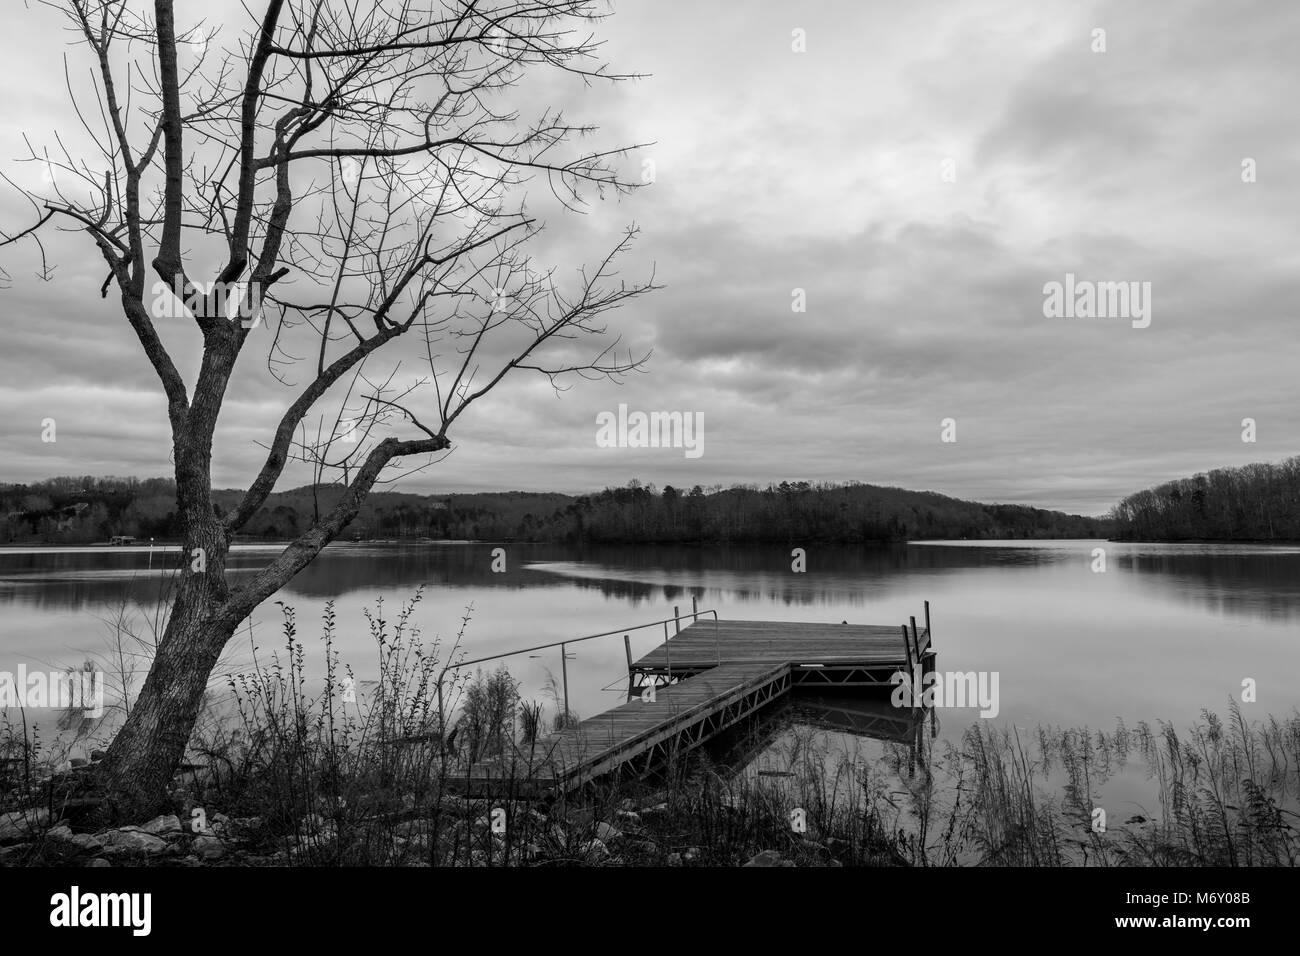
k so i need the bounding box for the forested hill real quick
[1110,456,1300,541]
[0,476,1108,544]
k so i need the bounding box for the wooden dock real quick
[449,605,935,795]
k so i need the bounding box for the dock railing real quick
[435,604,720,741]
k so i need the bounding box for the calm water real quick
[2,539,1298,757]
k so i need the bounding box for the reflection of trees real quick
[1114,549,1300,622]
[4,541,1299,623]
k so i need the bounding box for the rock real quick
[438,796,486,817]
[193,834,226,861]
[47,825,103,854]
[0,808,51,845]
[594,821,622,843]
[89,750,106,761]
[666,852,682,866]
[0,843,31,864]
[744,850,786,867]
[615,810,641,827]
[564,806,596,828]
[85,857,112,867]
[682,845,699,862]
[69,757,88,768]
[100,827,170,855]
[141,814,183,837]
[221,817,262,842]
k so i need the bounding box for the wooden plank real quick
[457,661,790,789]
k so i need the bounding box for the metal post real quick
[664,622,671,685]
[561,642,570,723]
[900,624,914,667]
[624,634,634,700]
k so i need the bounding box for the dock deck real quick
[450,607,935,794]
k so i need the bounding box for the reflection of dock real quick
[792,693,926,743]
[709,694,929,780]
[451,605,936,794]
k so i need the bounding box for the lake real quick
[2,539,1297,790]
[5,541,1294,848]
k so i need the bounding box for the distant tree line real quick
[1110,456,1300,541]
[461,479,1108,544]
[0,476,178,543]
[0,474,1107,545]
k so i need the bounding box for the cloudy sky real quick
[2,0,1298,516]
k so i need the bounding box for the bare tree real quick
[1,0,655,818]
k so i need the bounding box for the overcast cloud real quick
[2,0,1297,516]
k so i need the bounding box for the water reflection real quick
[5,540,1299,623]
[3,539,1300,745]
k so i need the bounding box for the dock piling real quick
[561,642,570,723]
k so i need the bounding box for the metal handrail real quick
[435,606,720,737]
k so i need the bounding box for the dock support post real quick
[624,634,634,699]
[561,642,570,724]
[692,595,698,621]
[900,624,914,670]
[664,621,671,685]
[924,600,931,641]
[910,615,920,654]
[674,606,681,633]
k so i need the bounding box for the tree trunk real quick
[95,513,236,821]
